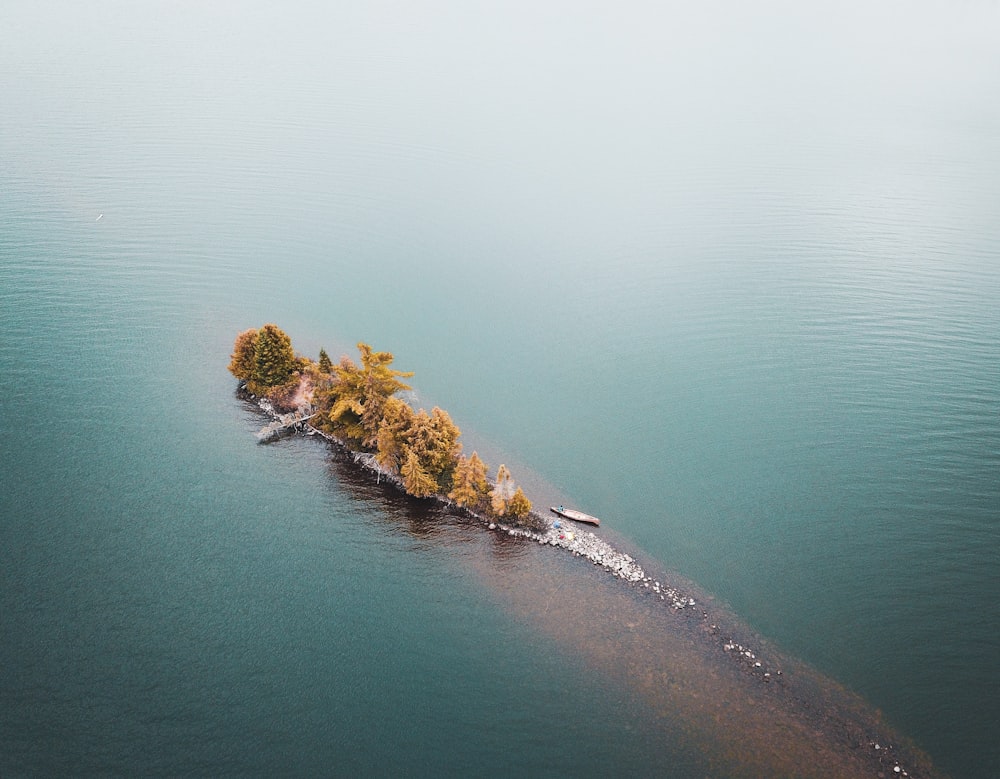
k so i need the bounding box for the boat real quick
[549,505,600,526]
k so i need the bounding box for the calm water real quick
[2,2,998,776]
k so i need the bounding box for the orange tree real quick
[315,343,413,447]
[448,452,490,508]
[228,323,299,397]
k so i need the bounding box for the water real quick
[2,2,999,776]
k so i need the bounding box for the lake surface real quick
[2,2,998,776]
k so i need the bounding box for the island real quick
[228,323,654,582]
[227,323,940,779]
[229,323,537,524]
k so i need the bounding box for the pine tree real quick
[507,487,532,519]
[228,328,259,381]
[251,323,296,392]
[448,451,489,507]
[426,407,461,481]
[321,343,413,447]
[400,449,436,497]
[376,396,416,471]
[318,348,333,374]
[356,344,414,447]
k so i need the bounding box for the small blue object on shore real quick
[554,521,561,528]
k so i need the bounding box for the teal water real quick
[2,2,999,776]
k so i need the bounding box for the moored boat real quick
[549,505,600,526]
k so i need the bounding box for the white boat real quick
[549,505,600,526]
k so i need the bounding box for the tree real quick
[375,396,416,472]
[228,324,299,397]
[251,323,296,392]
[228,326,534,514]
[318,348,333,374]
[413,407,462,486]
[400,449,437,498]
[355,344,414,445]
[321,343,414,447]
[507,487,532,520]
[228,328,258,381]
[377,401,463,495]
[490,464,515,516]
[449,451,489,508]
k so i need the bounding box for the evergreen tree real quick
[377,402,463,491]
[375,396,416,471]
[251,323,296,392]
[400,449,436,497]
[507,487,532,519]
[426,407,462,481]
[449,452,489,508]
[318,348,333,374]
[228,328,259,381]
[322,343,413,447]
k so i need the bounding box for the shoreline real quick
[245,386,664,587]
[240,385,938,779]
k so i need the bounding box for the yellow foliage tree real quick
[507,487,532,519]
[448,452,489,507]
[413,407,462,483]
[319,343,413,447]
[375,396,416,472]
[228,328,258,381]
[377,401,463,496]
[400,449,436,498]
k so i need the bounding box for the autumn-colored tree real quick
[251,323,296,393]
[320,343,413,447]
[228,328,259,381]
[318,348,333,374]
[229,324,300,398]
[377,401,463,496]
[490,464,515,516]
[356,344,414,444]
[229,327,524,509]
[448,451,489,507]
[507,487,532,519]
[408,407,462,485]
[400,448,437,498]
[375,396,416,472]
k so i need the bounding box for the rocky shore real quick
[249,390,688,594]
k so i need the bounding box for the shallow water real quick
[2,2,999,776]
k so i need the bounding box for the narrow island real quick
[229,323,540,522]
[229,324,655,579]
[228,323,938,778]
